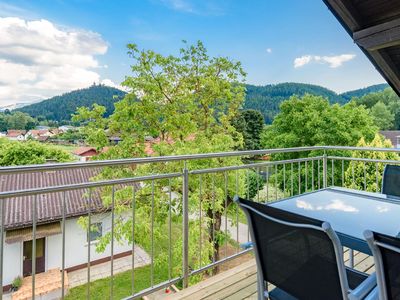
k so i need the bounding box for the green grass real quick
[65,265,169,300]
[66,222,181,299]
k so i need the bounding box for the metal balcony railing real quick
[0,145,399,299]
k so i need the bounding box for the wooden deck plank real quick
[169,249,376,300]
[205,274,257,300]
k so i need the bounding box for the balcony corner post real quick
[182,162,189,288]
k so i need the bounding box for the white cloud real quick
[0,17,109,105]
[100,79,130,92]
[294,55,312,68]
[266,48,272,53]
[156,0,224,16]
[294,54,356,68]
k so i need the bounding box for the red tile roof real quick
[0,168,104,229]
[72,147,98,156]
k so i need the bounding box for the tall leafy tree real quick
[345,134,398,192]
[232,109,264,150]
[369,101,395,130]
[76,41,247,276]
[261,94,378,194]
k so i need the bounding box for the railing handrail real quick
[1,145,400,175]
[0,146,322,174]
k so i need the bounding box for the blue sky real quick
[0,0,386,105]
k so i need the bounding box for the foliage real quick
[18,84,126,123]
[370,101,395,130]
[344,134,398,192]
[261,94,378,194]
[244,83,348,123]
[353,88,400,129]
[232,109,264,150]
[262,94,377,153]
[11,276,22,290]
[341,83,389,101]
[0,111,37,131]
[56,129,86,142]
[0,138,72,166]
[245,170,265,199]
[75,41,247,278]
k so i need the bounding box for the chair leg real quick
[257,272,267,300]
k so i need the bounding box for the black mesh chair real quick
[365,230,400,300]
[235,196,377,300]
[382,165,400,198]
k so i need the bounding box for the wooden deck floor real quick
[162,249,375,300]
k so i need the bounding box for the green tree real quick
[76,41,247,276]
[261,94,378,194]
[232,109,264,150]
[4,111,37,130]
[0,139,72,166]
[345,134,398,191]
[354,88,400,129]
[262,94,377,152]
[369,101,395,130]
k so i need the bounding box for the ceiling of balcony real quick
[324,0,400,96]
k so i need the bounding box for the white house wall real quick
[3,212,132,286]
[3,241,21,287]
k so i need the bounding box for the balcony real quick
[0,145,397,299]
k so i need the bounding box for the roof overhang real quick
[323,0,400,96]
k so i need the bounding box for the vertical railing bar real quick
[305,160,308,192]
[131,184,136,294]
[150,181,154,287]
[224,171,228,258]
[182,163,189,288]
[323,151,327,188]
[61,191,66,299]
[274,164,278,200]
[376,163,379,192]
[235,170,239,252]
[291,163,293,196]
[331,159,334,186]
[266,165,269,201]
[298,161,301,195]
[363,162,367,191]
[342,160,345,187]
[256,167,260,202]
[87,189,92,299]
[199,175,202,268]
[311,159,314,191]
[110,185,115,299]
[0,195,3,300]
[352,162,355,187]
[32,195,37,300]
[212,174,215,263]
[246,170,250,241]
[318,159,321,190]
[283,163,286,196]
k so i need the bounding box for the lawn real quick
[65,264,169,300]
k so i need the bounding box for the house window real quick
[88,223,102,242]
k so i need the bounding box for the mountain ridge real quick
[15,82,390,124]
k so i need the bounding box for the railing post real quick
[182,162,189,288]
[323,150,328,188]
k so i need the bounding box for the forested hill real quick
[17,82,390,124]
[17,85,126,122]
[340,83,389,101]
[244,82,390,123]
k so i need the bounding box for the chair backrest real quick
[365,230,400,300]
[382,165,400,198]
[235,196,349,300]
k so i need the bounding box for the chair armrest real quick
[349,273,377,300]
[363,287,379,300]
